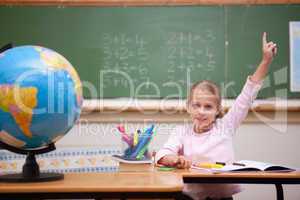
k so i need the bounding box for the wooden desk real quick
[0,172,183,199]
[180,169,300,200]
[1,164,299,200]
[118,164,300,200]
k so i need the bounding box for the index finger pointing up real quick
[263,32,267,46]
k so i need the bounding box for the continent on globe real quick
[0,84,38,138]
[35,47,82,106]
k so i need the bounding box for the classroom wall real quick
[57,111,300,200]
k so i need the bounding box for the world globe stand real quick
[0,43,13,53]
[0,141,64,182]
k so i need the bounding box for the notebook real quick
[192,160,295,173]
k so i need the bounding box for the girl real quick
[155,32,277,200]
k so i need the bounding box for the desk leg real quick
[275,184,284,200]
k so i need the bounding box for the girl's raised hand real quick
[251,32,277,82]
[262,32,277,64]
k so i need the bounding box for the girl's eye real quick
[205,105,212,110]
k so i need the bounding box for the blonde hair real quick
[188,80,224,118]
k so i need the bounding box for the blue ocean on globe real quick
[0,45,83,149]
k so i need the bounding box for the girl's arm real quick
[155,128,182,165]
[222,32,277,131]
[155,126,191,168]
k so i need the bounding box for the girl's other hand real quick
[175,155,192,169]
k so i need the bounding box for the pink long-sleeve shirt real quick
[155,77,262,200]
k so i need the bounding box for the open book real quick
[192,160,295,173]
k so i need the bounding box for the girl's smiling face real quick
[187,88,220,133]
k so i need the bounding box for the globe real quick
[0,45,83,150]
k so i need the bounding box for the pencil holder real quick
[115,125,155,163]
[122,134,151,161]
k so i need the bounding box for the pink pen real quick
[117,125,132,145]
[117,125,125,133]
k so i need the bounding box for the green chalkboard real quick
[227,5,300,99]
[0,5,299,99]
